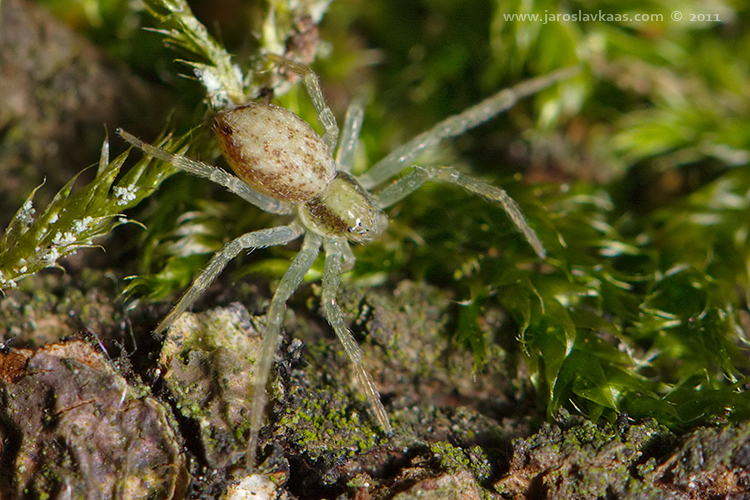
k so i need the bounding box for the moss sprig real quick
[137,0,333,109]
[139,0,247,108]
[0,135,186,290]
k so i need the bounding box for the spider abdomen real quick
[215,103,336,203]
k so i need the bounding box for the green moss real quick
[0,135,188,292]
[496,414,676,497]
[275,386,384,464]
[428,442,492,484]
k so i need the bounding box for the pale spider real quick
[118,55,575,468]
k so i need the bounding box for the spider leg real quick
[358,66,579,190]
[118,129,294,215]
[335,98,366,172]
[322,237,392,434]
[155,223,305,336]
[374,165,546,259]
[246,230,323,470]
[267,54,339,154]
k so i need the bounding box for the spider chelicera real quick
[118,55,575,469]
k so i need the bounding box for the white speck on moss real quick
[194,66,232,108]
[195,66,223,96]
[114,186,138,205]
[53,231,76,246]
[18,199,36,226]
[73,216,95,233]
[0,270,17,288]
[44,247,60,264]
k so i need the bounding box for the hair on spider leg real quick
[119,54,576,470]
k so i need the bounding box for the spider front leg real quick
[155,224,304,335]
[374,165,546,259]
[358,66,579,190]
[322,237,392,435]
[246,231,322,470]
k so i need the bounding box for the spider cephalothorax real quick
[119,55,575,469]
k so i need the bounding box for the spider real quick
[118,55,575,469]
